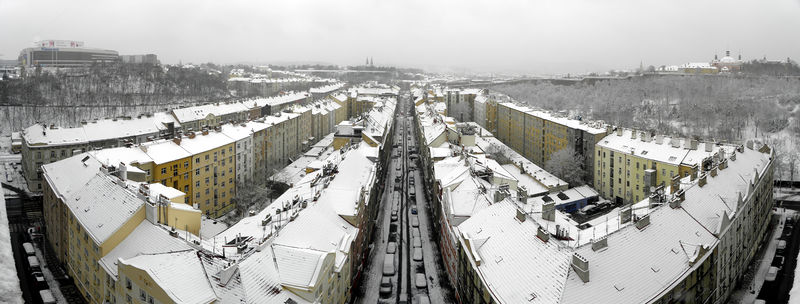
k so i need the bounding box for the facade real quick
[594,128,729,205]
[119,54,159,65]
[221,123,256,193]
[19,40,118,68]
[496,102,606,183]
[445,89,479,123]
[143,139,194,205]
[180,131,236,218]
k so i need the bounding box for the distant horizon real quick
[2,0,799,75]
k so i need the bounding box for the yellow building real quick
[179,130,236,218]
[594,128,724,204]
[140,139,194,205]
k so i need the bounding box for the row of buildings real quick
[411,86,775,304]
[21,84,400,193]
[41,87,398,304]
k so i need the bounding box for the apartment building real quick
[20,113,179,191]
[594,128,730,205]
[444,89,480,123]
[140,139,194,205]
[221,123,257,193]
[496,102,606,183]
[179,130,236,218]
[171,102,250,132]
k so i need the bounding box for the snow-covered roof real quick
[171,102,249,123]
[179,132,234,155]
[323,144,376,218]
[22,112,178,147]
[597,129,726,166]
[309,82,345,94]
[140,139,192,165]
[457,199,572,304]
[148,183,185,200]
[120,250,217,304]
[90,146,153,173]
[499,102,606,135]
[501,164,549,196]
[99,221,192,277]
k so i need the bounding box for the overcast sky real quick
[1,0,799,75]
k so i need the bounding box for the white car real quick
[765,266,778,282]
[415,273,427,288]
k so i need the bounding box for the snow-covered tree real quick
[544,149,586,186]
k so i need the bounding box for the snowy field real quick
[0,195,23,304]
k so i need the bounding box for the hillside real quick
[0,64,231,132]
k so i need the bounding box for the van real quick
[40,290,56,304]
[778,240,787,250]
[383,254,396,276]
[23,242,35,256]
[28,256,41,270]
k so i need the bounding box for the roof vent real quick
[516,208,526,222]
[635,214,651,230]
[571,253,590,283]
[536,226,550,242]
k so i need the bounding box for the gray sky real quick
[1,0,799,75]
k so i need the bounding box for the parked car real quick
[387,242,397,254]
[40,290,56,304]
[411,207,417,214]
[765,266,778,281]
[415,295,431,304]
[411,217,419,228]
[415,273,427,288]
[23,242,35,256]
[413,248,423,261]
[383,254,396,275]
[380,277,393,295]
[32,271,45,284]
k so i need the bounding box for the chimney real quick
[669,196,681,209]
[670,138,680,148]
[202,129,210,136]
[705,142,713,152]
[737,144,745,153]
[50,124,55,129]
[537,226,550,242]
[616,128,623,136]
[605,126,613,135]
[516,208,526,222]
[730,151,737,161]
[719,159,728,170]
[188,132,196,139]
[117,162,127,181]
[698,173,707,187]
[689,139,698,150]
[172,137,182,145]
[644,132,652,142]
[690,164,698,181]
[710,166,717,177]
[655,135,664,145]
[517,186,528,204]
[676,188,685,201]
[591,237,608,252]
[630,130,636,139]
[571,253,590,283]
[542,201,556,221]
[670,175,680,194]
[635,214,651,230]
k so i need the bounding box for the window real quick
[205,165,209,172]
[184,161,189,168]
[161,168,166,174]
[126,294,132,303]
[139,290,146,301]
[184,185,189,192]
[195,169,200,175]
[51,151,56,158]
[36,151,42,159]
[205,177,209,184]
[195,181,200,187]
[184,173,189,179]
[195,158,200,163]
[196,192,200,198]
[205,188,210,195]
[125,278,132,289]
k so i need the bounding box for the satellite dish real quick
[649,186,656,193]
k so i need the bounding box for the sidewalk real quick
[731,209,792,303]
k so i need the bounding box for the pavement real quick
[730,208,796,304]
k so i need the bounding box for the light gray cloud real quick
[1,0,798,74]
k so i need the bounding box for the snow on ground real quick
[0,195,23,304]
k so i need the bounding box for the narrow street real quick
[357,92,451,303]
